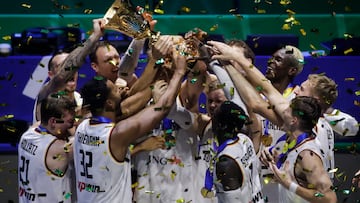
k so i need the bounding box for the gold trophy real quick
[105,0,207,59]
[104,0,159,41]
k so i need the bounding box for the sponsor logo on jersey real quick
[78,181,104,193]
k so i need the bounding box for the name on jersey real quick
[240,145,254,167]
[20,139,38,155]
[78,181,105,193]
[77,132,102,146]
[261,120,281,131]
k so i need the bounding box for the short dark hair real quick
[81,76,111,116]
[290,96,321,132]
[212,101,249,141]
[48,51,67,72]
[41,92,76,124]
[89,41,115,63]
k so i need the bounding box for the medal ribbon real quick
[203,137,239,191]
[35,125,49,134]
[275,132,310,168]
[91,116,112,123]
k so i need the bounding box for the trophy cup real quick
[104,0,159,42]
[104,0,208,65]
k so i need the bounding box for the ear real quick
[291,115,298,126]
[48,71,54,78]
[91,62,99,73]
[48,117,57,128]
[105,98,115,112]
[288,67,298,77]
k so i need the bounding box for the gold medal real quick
[201,187,215,198]
[261,134,273,147]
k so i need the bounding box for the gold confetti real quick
[210,24,218,32]
[344,33,353,39]
[84,9,92,14]
[170,170,177,181]
[280,0,292,5]
[229,8,237,13]
[154,8,164,14]
[21,3,31,9]
[109,60,117,66]
[282,24,291,30]
[2,36,11,41]
[257,9,266,14]
[176,198,185,203]
[181,6,191,13]
[328,168,339,173]
[300,29,306,36]
[286,9,296,15]
[26,36,33,45]
[344,78,355,81]
[131,182,139,189]
[344,48,353,55]
[309,44,317,50]
[355,90,360,96]
[263,175,272,184]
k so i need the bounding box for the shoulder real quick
[297,149,323,169]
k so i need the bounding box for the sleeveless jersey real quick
[195,121,218,203]
[278,138,324,203]
[73,118,132,202]
[18,127,72,203]
[314,117,335,179]
[133,127,200,203]
[215,134,264,203]
[134,95,214,203]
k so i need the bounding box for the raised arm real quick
[208,41,289,121]
[118,39,146,87]
[224,64,283,127]
[38,18,105,102]
[110,40,187,161]
[208,61,248,115]
[117,36,174,119]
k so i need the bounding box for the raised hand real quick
[152,80,168,103]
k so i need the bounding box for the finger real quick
[283,161,289,171]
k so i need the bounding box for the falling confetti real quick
[21,3,31,9]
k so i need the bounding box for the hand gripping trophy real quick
[103,0,209,64]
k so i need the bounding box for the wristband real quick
[289,182,298,193]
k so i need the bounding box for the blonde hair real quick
[308,74,338,111]
[285,45,304,75]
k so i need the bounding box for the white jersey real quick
[196,121,218,203]
[134,95,214,203]
[278,138,324,203]
[133,126,199,203]
[18,127,72,203]
[314,117,335,179]
[73,118,132,202]
[215,134,264,203]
